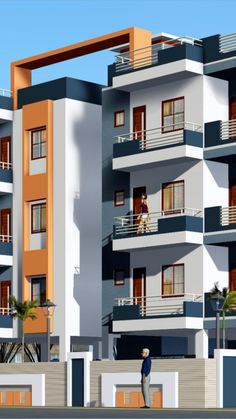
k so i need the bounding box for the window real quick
[0,281,11,310]
[31,202,46,233]
[114,190,125,206]
[114,270,125,286]
[30,276,46,305]
[162,264,184,297]
[114,111,125,127]
[31,128,46,160]
[162,181,184,214]
[162,97,184,132]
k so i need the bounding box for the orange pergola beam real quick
[11,27,152,109]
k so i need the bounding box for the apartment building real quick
[102,31,236,360]
[0,28,235,363]
[0,79,103,361]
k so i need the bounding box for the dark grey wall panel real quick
[18,77,104,108]
[72,358,84,406]
[102,88,130,319]
[223,356,236,407]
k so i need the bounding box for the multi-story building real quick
[102,30,236,360]
[0,79,103,361]
[0,27,236,362]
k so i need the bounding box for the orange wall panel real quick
[24,175,47,201]
[23,250,48,276]
[130,391,140,407]
[152,391,162,408]
[24,307,53,334]
[6,392,13,406]
[115,392,126,408]
[24,391,32,406]
[22,101,54,334]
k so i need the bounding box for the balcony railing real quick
[114,208,203,237]
[219,32,236,53]
[114,293,203,317]
[114,122,202,151]
[221,119,236,141]
[115,36,202,72]
[221,206,236,226]
[0,161,12,170]
[0,235,12,243]
[0,307,11,316]
[0,89,12,98]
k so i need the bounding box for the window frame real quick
[114,110,125,128]
[161,96,184,134]
[162,180,185,213]
[162,263,185,298]
[114,190,125,207]
[114,270,125,286]
[30,276,46,306]
[30,127,46,161]
[31,201,46,234]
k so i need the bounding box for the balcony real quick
[0,234,13,265]
[0,307,13,337]
[113,122,203,171]
[0,161,13,191]
[0,307,13,338]
[204,32,236,78]
[108,37,203,89]
[0,89,13,120]
[204,206,236,245]
[205,120,236,162]
[113,208,203,251]
[113,293,203,332]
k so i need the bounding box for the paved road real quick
[0,408,236,419]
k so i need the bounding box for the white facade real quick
[53,98,102,360]
[107,46,233,360]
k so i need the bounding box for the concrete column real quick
[187,334,195,356]
[59,334,71,362]
[195,329,209,358]
[93,341,102,360]
[102,327,114,359]
[40,339,48,362]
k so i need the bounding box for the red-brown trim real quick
[161,180,185,212]
[114,190,125,207]
[31,201,46,234]
[114,110,125,128]
[30,275,46,305]
[30,127,46,161]
[133,105,146,132]
[1,208,11,236]
[0,136,12,164]
[161,96,184,134]
[161,263,184,298]
[114,270,125,286]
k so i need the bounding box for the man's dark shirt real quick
[141,356,152,377]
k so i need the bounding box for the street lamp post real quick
[41,299,56,362]
[210,293,225,350]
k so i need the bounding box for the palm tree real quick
[9,296,38,363]
[210,283,236,349]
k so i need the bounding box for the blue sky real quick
[1,0,236,90]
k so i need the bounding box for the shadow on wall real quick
[206,245,228,272]
[71,102,102,336]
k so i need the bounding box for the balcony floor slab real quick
[113,145,203,171]
[0,109,13,123]
[112,59,203,91]
[0,255,13,265]
[113,316,203,332]
[113,231,203,252]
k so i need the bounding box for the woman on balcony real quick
[137,194,151,234]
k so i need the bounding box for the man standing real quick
[140,348,152,408]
